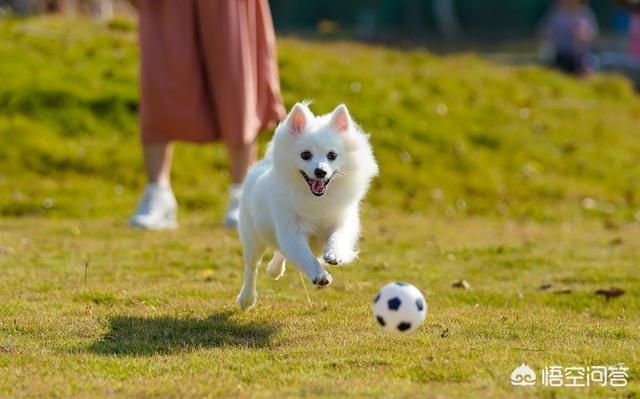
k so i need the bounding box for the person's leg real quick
[195,1,284,227]
[129,141,178,229]
[143,142,174,186]
[227,140,258,184]
[133,1,209,230]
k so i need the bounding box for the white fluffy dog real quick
[236,102,378,311]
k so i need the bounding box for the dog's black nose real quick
[314,168,327,179]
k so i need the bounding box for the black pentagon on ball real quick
[416,298,425,311]
[387,297,402,311]
[373,292,381,304]
[376,315,386,326]
[395,281,408,286]
[397,322,412,332]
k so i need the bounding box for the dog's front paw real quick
[236,290,257,311]
[323,249,341,265]
[312,270,333,287]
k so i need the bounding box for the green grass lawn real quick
[0,17,639,398]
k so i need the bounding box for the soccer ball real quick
[372,282,427,334]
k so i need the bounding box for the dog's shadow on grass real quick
[89,310,275,356]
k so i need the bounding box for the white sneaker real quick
[129,183,178,230]
[223,184,242,229]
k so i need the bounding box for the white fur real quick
[236,102,379,311]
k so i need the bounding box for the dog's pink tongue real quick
[311,179,325,193]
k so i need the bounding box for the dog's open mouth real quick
[300,170,332,196]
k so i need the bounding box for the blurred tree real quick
[433,0,460,37]
[403,0,427,35]
[10,0,30,13]
[268,0,618,39]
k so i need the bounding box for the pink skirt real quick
[138,0,286,145]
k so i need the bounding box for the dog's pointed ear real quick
[329,104,351,133]
[285,103,311,136]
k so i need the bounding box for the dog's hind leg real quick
[236,238,265,311]
[265,251,286,280]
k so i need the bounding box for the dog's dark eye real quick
[300,151,313,161]
[327,151,338,161]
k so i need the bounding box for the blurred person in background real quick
[614,0,640,59]
[128,0,285,230]
[540,0,599,75]
[631,12,640,58]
